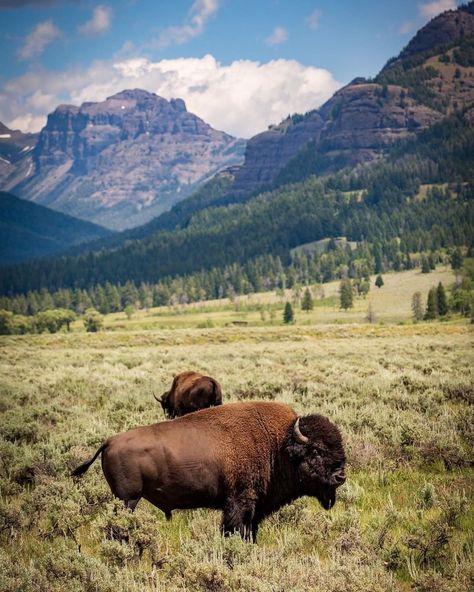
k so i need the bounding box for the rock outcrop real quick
[230,2,474,197]
[5,90,245,230]
[0,123,37,184]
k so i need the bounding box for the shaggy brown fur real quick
[72,401,346,541]
[157,371,222,418]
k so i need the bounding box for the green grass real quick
[0,268,473,591]
[80,267,457,332]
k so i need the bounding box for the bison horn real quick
[153,393,162,404]
[293,418,309,444]
[332,468,346,484]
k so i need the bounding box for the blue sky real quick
[0,0,463,137]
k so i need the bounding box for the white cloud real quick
[399,20,414,35]
[0,55,341,138]
[307,9,321,30]
[265,26,288,46]
[18,19,60,60]
[78,5,112,36]
[153,0,220,48]
[418,0,456,19]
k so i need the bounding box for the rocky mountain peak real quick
[3,90,245,230]
[398,1,474,60]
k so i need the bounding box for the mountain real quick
[0,191,112,265]
[1,90,245,230]
[228,2,474,197]
[1,3,473,295]
[0,123,38,185]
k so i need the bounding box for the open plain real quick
[0,269,473,592]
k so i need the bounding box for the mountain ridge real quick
[0,191,112,265]
[1,89,245,230]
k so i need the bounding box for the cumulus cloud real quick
[265,26,288,46]
[0,55,341,138]
[18,19,60,60]
[153,0,220,48]
[307,9,321,30]
[418,0,457,19]
[78,5,112,36]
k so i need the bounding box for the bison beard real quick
[72,401,346,542]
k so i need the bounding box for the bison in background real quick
[72,401,346,542]
[155,371,222,418]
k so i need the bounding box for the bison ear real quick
[293,418,309,444]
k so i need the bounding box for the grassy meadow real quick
[0,268,473,592]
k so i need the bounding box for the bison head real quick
[286,415,346,510]
[154,391,171,418]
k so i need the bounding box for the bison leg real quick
[124,497,141,512]
[251,521,260,543]
[221,498,255,541]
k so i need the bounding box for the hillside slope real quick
[229,2,474,196]
[1,108,472,293]
[0,192,112,265]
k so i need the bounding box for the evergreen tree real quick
[421,256,431,274]
[39,288,54,311]
[105,283,121,312]
[339,280,354,309]
[283,302,294,324]
[301,287,314,312]
[411,291,424,321]
[436,282,448,316]
[375,274,384,288]
[424,287,438,320]
[450,248,463,270]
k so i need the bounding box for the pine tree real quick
[436,282,448,316]
[301,287,314,312]
[421,256,431,274]
[411,292,423,321]
[424,287,438,320]
[283,302,294,324]
[375,274,384,288]
[450,248,463,270]
[105,283,121,312]
[339,280,353,310]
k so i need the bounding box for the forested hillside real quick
[0,192,112,265]
[1,4,473,301]
[0,110,472,297]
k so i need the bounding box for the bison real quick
[155,371,222,418]
[72,401,346,541]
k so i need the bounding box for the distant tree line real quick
[0,241,462,320]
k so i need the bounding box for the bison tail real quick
[71,443,106,478]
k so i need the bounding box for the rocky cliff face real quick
[0,123,37,184]
[230,3,474,197]
[230,82,442,196]
[6,90,245,230]
[398,3,474,59]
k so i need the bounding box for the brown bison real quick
[155,371,222,418]
[72,401,346,541]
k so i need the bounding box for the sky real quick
[0,0,464,138]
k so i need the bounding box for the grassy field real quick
[95,267,457,332]
[0,268,473,592]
